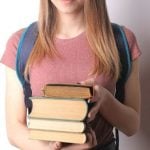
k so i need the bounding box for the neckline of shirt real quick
[55,31,85,42]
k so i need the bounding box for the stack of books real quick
[28,84,93,144]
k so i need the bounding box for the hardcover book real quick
[29,129,86,144]
[29,97,88,121]
[42,83,93,99]
[28,118,86,133]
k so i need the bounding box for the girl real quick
[1,0,141,149]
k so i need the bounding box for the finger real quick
[49,141,55,149]
[49,141,62,150]
[89,128,97,146]
[55,142,62,149]
[91,85,102,103]
[87,103,99,122]
[80,78,95,86]
[93,85,102,98]
[86,133,93,144]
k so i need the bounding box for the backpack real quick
[16,22,132,150]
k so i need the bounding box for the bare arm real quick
[59,59,141,150]
[5,66,50,150]
[99,59,141,136]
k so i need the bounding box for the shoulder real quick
[7,29,24,48]
[122,26,141,60]
[0,29,24,69]
[4,29,25,56]
[122,26,136,47]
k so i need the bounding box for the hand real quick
[80,78,109,122]
[61,127,97,150]
[49,141,62,150]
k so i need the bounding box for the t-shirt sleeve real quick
[0,29,23,70]
[123,26,141,60]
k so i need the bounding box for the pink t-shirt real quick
[1,25,141,144]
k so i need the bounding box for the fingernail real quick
[88,113,91,118]
[87,99,91,103]
[56,142,61,147]
[94,85,98,88]
[80,81,84,84]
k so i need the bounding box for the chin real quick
[58,7,83,14]
[57,3,84,14]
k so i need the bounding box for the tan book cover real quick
[29,129,86,144]
[42,83,93,99]
[29,97,88,121]
[28,118,85,133]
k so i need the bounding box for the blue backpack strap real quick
[112,23,132,103]
[111,23,132,150]
[16,22,38,113]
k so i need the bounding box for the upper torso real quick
[1,24,141,145]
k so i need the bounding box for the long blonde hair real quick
[25,0,120,81]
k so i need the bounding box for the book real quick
[29,129,86,144]
[29,97,88,121]
[28,118,86,133]
[42,83,93,99]
[28,84,93,144]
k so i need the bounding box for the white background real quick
[0,0,150,150]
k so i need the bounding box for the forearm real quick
[100,93,140,136]
[7,122,50,150]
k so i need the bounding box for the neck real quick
[56,11,85,39]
